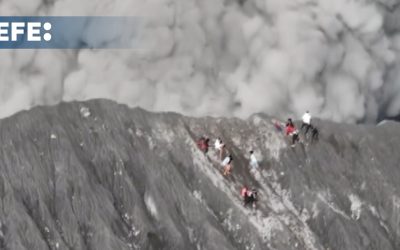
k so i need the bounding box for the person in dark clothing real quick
[310,126,319,143]
[204,138,210,151]
[241,186,258,208]
[292,132,299,145]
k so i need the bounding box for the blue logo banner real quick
[0,16,139,49]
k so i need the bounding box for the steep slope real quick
[0,99,399,250]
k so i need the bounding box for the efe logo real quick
[0,22,52,42]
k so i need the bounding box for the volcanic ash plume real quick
[0,0,400,123]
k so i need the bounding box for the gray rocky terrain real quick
[0,99,399,250]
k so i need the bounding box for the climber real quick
[273,119,284,133]
[197,137,210,154]
[286,119,299,147]
[241,186,247,198]
[221,155,233,176]
[310,125,319,143]
[241,186,258,208]
[214,137,225,160]
[249,150,259,169]
[197,136,205,149]
[301,111,312,136]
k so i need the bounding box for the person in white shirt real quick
[221,155,233,176]
[249,150,259,169]
[301,111,312,135]
[214,137,225,160]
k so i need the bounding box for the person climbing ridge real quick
[197,136,204,149]
[310,125,319,143]
[272,119,285,133]
[221,154,233,176]
[286,118,299,147]
[249,150,259,170]
[241,186,247,198]
[197,137,210,154]
[301,111,312,136]
[214,137,225,160]
[241,186,258,208]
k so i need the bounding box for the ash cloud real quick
[1,0,400,123]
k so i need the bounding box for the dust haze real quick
[1,0,400,123]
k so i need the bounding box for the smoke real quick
[1,0,400,123]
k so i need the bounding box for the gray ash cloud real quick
[1,0,400,123]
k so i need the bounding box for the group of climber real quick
[197,135,259,207]
[196,111,319,209]
[276,111,319,147]
[198,136,234,176]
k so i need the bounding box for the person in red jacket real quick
[285,118,299,147]
[197,137,210,154]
